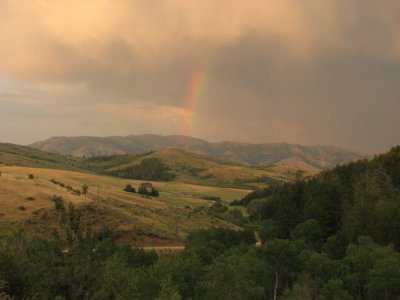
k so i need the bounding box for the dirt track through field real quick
[142,246,185,251]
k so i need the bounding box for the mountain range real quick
[30,134,367,170]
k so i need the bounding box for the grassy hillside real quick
[0,165,248,246]
[1,143,307,189]
[30,134,367,169]
[86,148,302,189]
[0,143,83,170]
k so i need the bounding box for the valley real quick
[1,2,398,297]
[1,142,315,190]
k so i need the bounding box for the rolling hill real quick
[0,165,246,246]
[0,143,295,189]
[87,147,299,189]
[0,142,84,171]
[0,142,255,248]
[31,134,367,169]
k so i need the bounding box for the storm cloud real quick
[0,0,399,152]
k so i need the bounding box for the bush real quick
[226,208,246,225]
[52,195,65,211]
[209,201,228,214]
[137,182,159,197]
[123,184,136,193]
[28,174,34,179]
[201,196,221,202]
[151,189,159,197]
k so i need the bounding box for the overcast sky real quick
[1,0,399,153]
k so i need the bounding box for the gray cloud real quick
[0,0,399,152]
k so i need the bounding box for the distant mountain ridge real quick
[30,134,367,170]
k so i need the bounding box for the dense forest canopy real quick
[239,146,400,252]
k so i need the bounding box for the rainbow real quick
[182,59,208,135]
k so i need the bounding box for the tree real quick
[156,276,181,300]
[138,182,159,197]
[300,250,348,297]
[369,255,400,299]
[196,267,264,300]
[95,252,139,299]
[261,239,299,300]
[290,219,324,251]
[151,189,159,197]
[320,278,352,300]
[52,195,65,212]
[123,184,136,193]
[343,236,395,299]
[81,184,88,199]
[259,219,278,243]
[281,276,314,300]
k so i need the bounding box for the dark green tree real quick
[81,184,89,199]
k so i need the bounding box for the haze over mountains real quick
[31,134,367,170]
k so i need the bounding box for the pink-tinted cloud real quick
[0,0,399,152]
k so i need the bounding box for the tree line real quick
[109,158,176,182]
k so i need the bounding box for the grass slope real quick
[1,143,301,189]
[0,143,83,171]
[0,166,247,246]
[93,148,298,188]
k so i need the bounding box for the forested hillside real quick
[94,148,286,188]
[239,146,400,252]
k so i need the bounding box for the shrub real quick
[28,174,34,179]
[52,195,65,211]
[209,201,228,214]
[18,206,26,211]
[123,184,136,193]
[50,179,57,184]
[82,184,88,198]
[201,196,222,202]
[137,182,159,197]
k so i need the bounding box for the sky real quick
[0,0,399,153]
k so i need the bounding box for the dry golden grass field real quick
[0,166,248,246]
[103,147,291,188]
